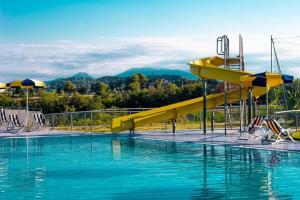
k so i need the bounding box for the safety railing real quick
[274,110,300,132]
[44,108,150,132]
[44,105,279,133]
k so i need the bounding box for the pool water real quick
[0,134,300,199]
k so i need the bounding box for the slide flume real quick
[111,56,287,132]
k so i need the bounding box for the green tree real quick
[286,79,300,109]
[77,85,88,95]
[0,94,13,107]
[129,81,141,92]
[63,81,76,94]
[96,82,110,98]
[40,92,62,113]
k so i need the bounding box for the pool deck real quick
[0,129,87,137]
[135,129,300,152]
[1,128,300,152]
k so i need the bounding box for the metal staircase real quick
[217,35,244,133]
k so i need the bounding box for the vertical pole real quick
[266,85,269,119]
[248,88,253,125]
[211,110,215,132]
[52,114,54,130]
[271,35,273,73]
[70,113,73,131]
[253,98,256,118]
[243,100,247,131]
[203,79,207,134]
[90,111,93,133]
[296,114,298,131]
[199,111,202,129]
[26,88,29,126]
[65,113,67,131]
[84,112,87,131]
[239,86,242,133]
[224,35,228,135]
[172,119,176,134]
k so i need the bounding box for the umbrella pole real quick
[26,88,29,126]
[266,85,269,119]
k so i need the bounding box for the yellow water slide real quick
[111,56,286,132]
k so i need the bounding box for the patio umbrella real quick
[0,83,6,89]
[241,72,293,118]
[6,79,46,126]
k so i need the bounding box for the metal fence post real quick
[211,110,215,132]
[203,79,207,134]
[296,114,299,131]
[84,112,87,131]
[70,113,73,131]
[52,114,55,130]
[90,111,93,133]
[65,113,67,131]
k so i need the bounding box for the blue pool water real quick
[0,134,300,199]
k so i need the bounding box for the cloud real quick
[0,37,300,82]
[0,37,204,82]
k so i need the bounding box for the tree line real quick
[0,74,299,114]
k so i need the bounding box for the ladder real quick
[217,35,244,133]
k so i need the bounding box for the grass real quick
[53,121,243,133]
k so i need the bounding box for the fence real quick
[274,110,300,132]
[44,105,280,133]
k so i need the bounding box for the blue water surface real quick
[0,134,299,199]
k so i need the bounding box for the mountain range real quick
[45,67,198,90]
[116,67,197,80]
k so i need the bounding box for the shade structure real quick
[6,79,46,129]
[249,72,294,118]
[250,72,293,87]
[0,83,6,89]
[7,79,46,89]
[6,80,23,88]
[21,79,46,89]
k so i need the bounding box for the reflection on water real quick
[111,139,121,159]
[0,135,298,199]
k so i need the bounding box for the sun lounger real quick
[7,114,25,132]
[265,118,295,144]
[0,108,10,128]
[238,116,265,140]
[32,112,50,130]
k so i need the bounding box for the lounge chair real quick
[0,108,10,128]
[32,112,50,130]
[7,114,25,132]
[265,118,295,144]
[238,116,265,140]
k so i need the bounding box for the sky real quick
[1,0,300,81]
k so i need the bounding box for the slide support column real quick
[203,79,207,134]
[248,87,253,125]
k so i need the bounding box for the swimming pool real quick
[0,134,299,199]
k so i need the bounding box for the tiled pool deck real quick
[0,129,86,137]
[1,128,300,152]
[135,129,300,152]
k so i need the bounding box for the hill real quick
[70,72,93,79]
[116,67,198,80]
[45,68,199,91]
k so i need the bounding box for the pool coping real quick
[1,129,300,152]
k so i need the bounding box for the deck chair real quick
[265,118,295,144]
[238,116,265,140]
[0,108,10,128]
[32,112,49,130]
[7,114,25,132]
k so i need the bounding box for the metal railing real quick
[44,105,279,133]
[274,110,300,132]
[44,108,150,132]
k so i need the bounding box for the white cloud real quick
[0,36,299,82]
[0,37,204,82]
